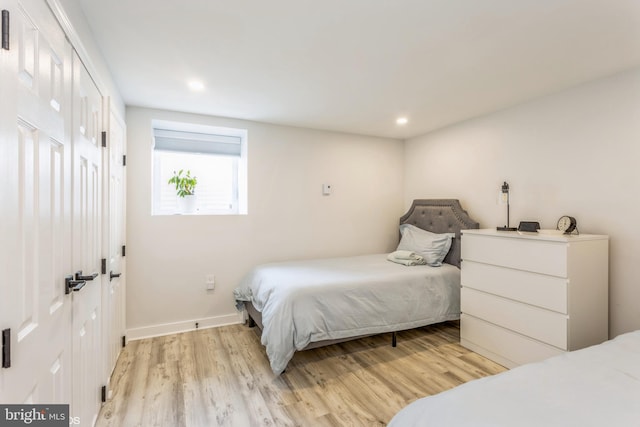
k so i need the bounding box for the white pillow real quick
[397,224,455,267]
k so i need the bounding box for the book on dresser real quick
[460,229,609,368]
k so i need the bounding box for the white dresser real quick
[460,229,608,368]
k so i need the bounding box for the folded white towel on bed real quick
[391,250,423,260]
[387,250,427,266]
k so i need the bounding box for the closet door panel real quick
[0,0,72,405]
[102,105,126,387]
[71,49,103,426]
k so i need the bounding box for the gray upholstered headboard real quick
[399,199,479,268]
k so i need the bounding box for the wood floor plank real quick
[199,327,253,426]
[109,338,153,427]
[97,321,506,426]
[293,346,387,426]
[177,332,212,427]
[217,327,287,426]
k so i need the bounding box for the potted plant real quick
[168,169,198,213]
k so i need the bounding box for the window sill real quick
[152,211,245,216]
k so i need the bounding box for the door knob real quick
[65,275,86,294]
[109,271,121,282]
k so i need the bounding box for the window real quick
[152,121,247,215]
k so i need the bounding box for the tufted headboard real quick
[399,199,479,268]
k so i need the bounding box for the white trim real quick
[126,312,244,341]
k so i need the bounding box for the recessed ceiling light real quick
[188,80,205,91]
[396,117,408,125]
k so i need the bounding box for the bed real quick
[388,329,640,426]
[234,199,479,375]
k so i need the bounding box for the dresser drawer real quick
[462,233,567,276]
[461,314,565,367]
[461,261,568,313]
[461,287,568,349]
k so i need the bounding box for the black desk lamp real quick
[497,181,517,231]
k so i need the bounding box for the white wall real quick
[126,107,404,338]
[405,68,640,338]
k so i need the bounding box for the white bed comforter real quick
[389,329,640,427]
[234,254,461,375]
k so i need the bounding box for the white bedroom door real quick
[102,105,127,387]
[0,0,73,404]
[70,49,104,425]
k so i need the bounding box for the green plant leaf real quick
[168,169,198,197]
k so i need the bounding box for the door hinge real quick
[2,329,10,368]
[101,385,107,403]
[101,131,107,148]
[122,155,126,166]
[122,336,126,348]
[101,258,107,275]
[2,10,9,51]
[122,245,126,257]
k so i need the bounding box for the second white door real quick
[71,49,104,426]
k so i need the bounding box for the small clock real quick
[557,215,577,234]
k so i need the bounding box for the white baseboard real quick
[126,312,245,341]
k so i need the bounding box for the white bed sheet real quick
[234,254,461,375]
[389,329,640,427]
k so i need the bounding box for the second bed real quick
[234,199,479,375]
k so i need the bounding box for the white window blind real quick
[152,124,247,215]
[153,128,242,156]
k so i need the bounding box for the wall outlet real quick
[206,274,215,290]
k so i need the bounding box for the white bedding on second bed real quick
[234,253,461,375]
[388,329,640,426]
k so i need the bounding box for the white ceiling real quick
[79,0,640,139]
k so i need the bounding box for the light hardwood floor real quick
[96,321,506,426]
